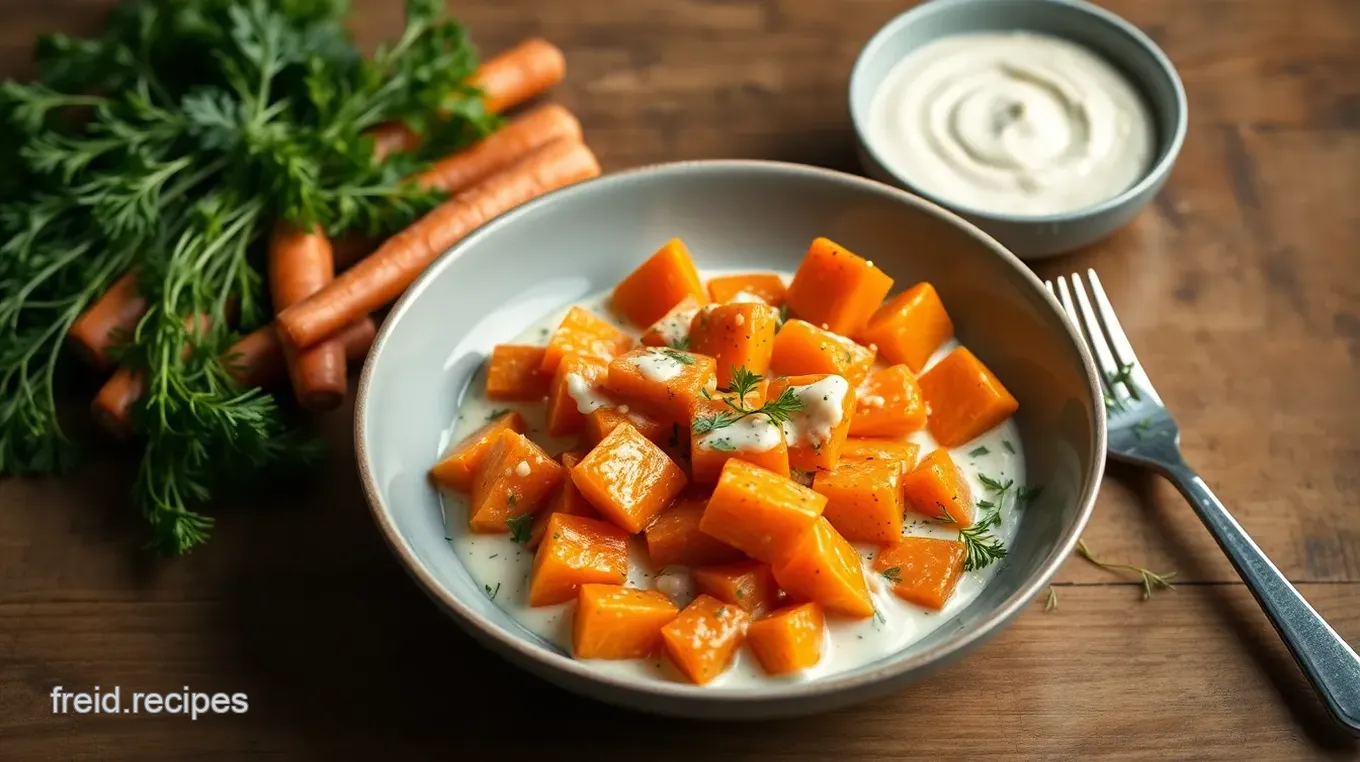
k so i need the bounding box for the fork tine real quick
[1085,270,1162,405]
[1064,273,1130,409]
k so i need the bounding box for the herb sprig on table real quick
[0,0,499,553]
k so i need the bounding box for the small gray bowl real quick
[849,0,1187,258]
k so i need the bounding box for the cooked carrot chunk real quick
[812,458,905,545]
[691,561,780,614]
[485,344,551,401]
[689,398,790,484]
[746,603,825,675]
[584,405,668,448]
[917,347,1019,446]
[528,513,630,606]
[572,422,689,533]
[850,364,927,437]
[840,439,921,473]
[765,373,857,472]
[611,238,708,327]
[606,346,716,423]
[901,448,974,526]
[770,319,876,386]
[698,459,826,563]
[545,353,611,437]
[573,584,680,659]
[661,594,751,685]
[529,451,600,549]
[771,517,874,619]
[873,537,967,610]
[468,429,565,533]
[707,273,787,306]
[429,411,525,492]
[688,302,779,389]
[784,237,894,336]
[641,295,702,348]
[856,282,954,373]
[540,306,634,375]
[645,491,744,568]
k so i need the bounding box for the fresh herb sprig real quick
[691,366,803,433]
[1076,539,1176,600]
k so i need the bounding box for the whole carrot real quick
[68,272,147,371]
[269,225,349,411]
[412,103,581,194]
[225,317,377,389]
[276,137,601,352]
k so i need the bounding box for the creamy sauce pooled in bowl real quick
[866,31,1156,216]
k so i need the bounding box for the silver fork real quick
[1050,269,1360,737]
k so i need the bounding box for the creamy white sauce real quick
[697,413,782,453]
[631,347,688,382]
[565,372,612,414]
[780,375,850,449]
[867,31,1155,216]
[653,302,700,345]
[729,290,767,304]
[435,276,1027,688]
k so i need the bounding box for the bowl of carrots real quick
[354,159,1106,719]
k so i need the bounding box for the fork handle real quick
[1164,463,1360,736]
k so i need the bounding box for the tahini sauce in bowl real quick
[866,31,1155,217]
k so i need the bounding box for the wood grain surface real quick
[2,0,1358,759]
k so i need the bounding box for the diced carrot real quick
[746,603,825,675]
[540,306,634,375]
[528,513,630,606]
[784,237,894,336]
[689,398,790,484]
[688,302,779,389]
[584,405,668,448]
[528,451,600,549]
[545,353,611,437]
[901,448,974,526]
[770,319,876,386]
[610,238,708,327]
[698,459,826,563]
[706,273,787,306]
[686,304,717,351]
[917,347,1019,447]
[572,422,689,533]
[468,429,565,533]
[661,594,750,685]
[641,296,702,348]
[840,439,921,474]
[486,344,552,401]
[645,491,745,568]
[429,411,526,492]
[855,282,955,373]
[850,364,926,437]
[812,459,904,545]
[605,346,716,423]
[771,517,874,619]
[691,561,780,614]
[873,537,967,610]
[765,373,858,472]
[573,584,680,659]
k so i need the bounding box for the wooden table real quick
[3,1,1358,758]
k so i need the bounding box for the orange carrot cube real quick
[698,458,826,563]
[873,537,967,610]
[573,584,680,660]
[769,319,876,386]
[917,347,1020,447]
[528,513,630,606]
[429,411,525,492]
[468,429,565,533]
[661,594,750,685]
[746,603,825,675]
[840,438,921,474]
[812,458,905,545]
[540,306,633,375]
[771,517,874,619]
[606,346,716,423]
[644,491,745,568]
[528,451,600,549]
[706,273,787,306]
[691,561,780,614]
[784,237,894,336]
[856,282,954,373]
[545,353,611,437]
[688,302,779,389]
[765,373,857,472]
[610,238,708,327]
[850,364,927,437]
[485,344,551,401]
[572,422,688,533]
[641,296,702,348]
[901,448,974,526]
[584,405,669,448]
[689,398,790,485]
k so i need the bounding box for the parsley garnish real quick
[487,409,511,422]
[668,337,691,350]
[1002,440,1016,454]
[707,438,737,452]
[969,446,989,457]
[881,566,902,584]
[692,366,803,433]
[978,473,1014,495]
[661,348,695,365]
[484,582,501,601]
[506,513,533,544]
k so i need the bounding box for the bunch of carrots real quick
[74,38,602,435]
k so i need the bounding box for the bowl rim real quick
[353,158,1106,707]
[847,0,1189,225]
